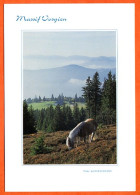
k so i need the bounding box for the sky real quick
[23,31,116,70]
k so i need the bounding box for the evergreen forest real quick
[23,71,116,134]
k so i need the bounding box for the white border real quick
[4,4,135,191]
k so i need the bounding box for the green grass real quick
[28,101,56,110]
[28,101,86,110]
[64,102,86,110]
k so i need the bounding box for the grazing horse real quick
[66,118,98,150]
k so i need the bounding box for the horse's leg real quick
[76,137,79,147]
[75,137,80,147]
[89,134,92,143]
[84,136,86,143]
[91,132,95,142]
[78,136,81,146]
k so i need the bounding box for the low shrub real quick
[30,135,53,155]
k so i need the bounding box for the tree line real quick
[83,71,116,124]
[23,102,86,134]
[23,71,116,134]
[26,94,85,105]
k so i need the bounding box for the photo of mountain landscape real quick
[23,61,116,99]
[23,31,117,164]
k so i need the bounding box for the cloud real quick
[68,78,86,86]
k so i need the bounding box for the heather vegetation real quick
[23,125,116,164]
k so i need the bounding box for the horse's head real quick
[66,137,74,150]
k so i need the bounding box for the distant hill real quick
[23,64,116,99]
[24,55,116,70]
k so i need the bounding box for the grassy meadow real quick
[23,124,116,164]
[28,101,86,110]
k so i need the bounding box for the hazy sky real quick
[23,31,116,70]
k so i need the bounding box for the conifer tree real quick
[39,96,42,102]
[51,94,54,101]
[37,109,45,130]
[23,100,30,134]
[75,93,78,102]
[90,72,101,119]
[43,96,46,101]
[101,71,116,124]
[42,118,47,131]
[65,106,74,130]
[73,103,80,125]
[82,73,101,119]
[62,104,67,129]
[112,74,116,110]
[46,106,55,132]
[80,107,86,121]
[23,101,36,134]
[47,105,54,122]
[82,76,92,117]
[53,104,64,131]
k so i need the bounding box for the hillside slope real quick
[23,125,116,164]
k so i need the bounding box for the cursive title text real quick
[16,15,67,23]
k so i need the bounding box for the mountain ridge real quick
[24,63,115,71]
[24,55,116,70]
[23,64,116,99]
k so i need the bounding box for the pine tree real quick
[82,76,92,118]
[51,94,54,101]
[33,109,40,122]
[42,117,47,131]
[57,94,64,105]
[27,98,32,103]
[102,71,116,110]
[112,74,116,110]
[82,73,101,119]
[37,109,45,130]
[53,105,64,131]
[101,71,116,124]
[75,93,78,102]
[65,106,74,130]
[62,104,67,129]
[43,96,46,101]
[73,103,80,125]
[46,105,55,132]
[39,96,42,102]
[47,105,54,121]
[34,95,38,102]
[23,101,36,134]
[80,107,86,121]
[23,100,30,134]
[90,72,101,119]
[28,105,36,131]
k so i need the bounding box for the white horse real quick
[66,118,98,150]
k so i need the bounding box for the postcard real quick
[4,3,135,192]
